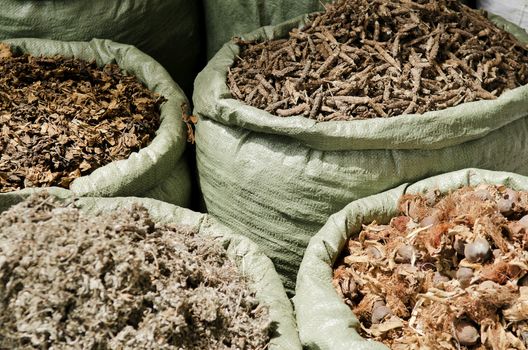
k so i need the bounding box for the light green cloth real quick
[0,0,200,94]
[193,13,528,292]
[0,190,302,350]
[2,38,191,207]
[203,0,333,58]
[294,168,528,349]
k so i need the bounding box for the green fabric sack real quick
[0,0,200,94]
[193,13,528,292]
[0,189,302,350]
[2,38,191,208]
[203,0,333,58]
[293,168,528,349]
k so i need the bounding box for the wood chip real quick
[0,45,164,192]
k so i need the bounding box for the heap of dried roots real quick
[229,0,528,121]
[0,194,270,349]
[334,185,528,349]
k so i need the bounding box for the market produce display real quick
[0,193,271,349]
[295,169,528,350]
[0,44,164,192]
[229,0,528,120]
[3,0,528,348]
[334,184,528,348]
[0,38,192,207]
[194,0,528,292]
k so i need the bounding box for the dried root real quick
[229,0,528,121]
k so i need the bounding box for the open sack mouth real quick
[334,183,528,349]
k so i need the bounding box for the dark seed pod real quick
[456,267,473,288]
[371,305,392,324]
[464,238,491,263]
[455,319,480,346]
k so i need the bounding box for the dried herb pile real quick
[228,0,528,121]
[333,185,528,349]
[0,43,164,192]
[0,194,270,349]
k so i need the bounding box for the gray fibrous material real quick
[0,194,270,349]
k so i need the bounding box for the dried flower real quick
[0,45,164,192]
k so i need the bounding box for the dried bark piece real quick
[0,44,164,192]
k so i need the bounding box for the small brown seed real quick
[366,246,382,259]
[456,267,473,288]
[395,245,416,263]
[455,319,480,346]
[371,305,392,324]
[464,238,491,263]
[433,272,450,285]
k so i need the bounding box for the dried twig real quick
[228,0,528,121]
